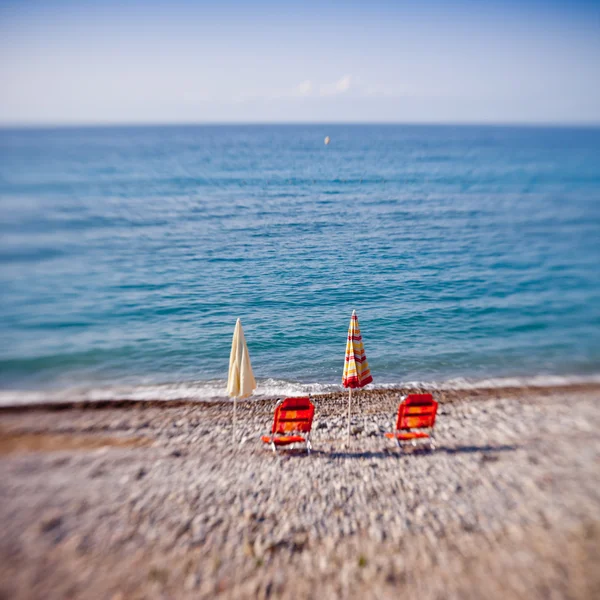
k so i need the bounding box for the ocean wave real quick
[1,373,600,407]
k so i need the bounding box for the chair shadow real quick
[275,444,518,460]
[442,444,517,455]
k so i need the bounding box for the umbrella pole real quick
[347,388,352,446]
[360,389,366,429]
[233,397,237,442]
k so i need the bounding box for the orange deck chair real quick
[385,393,438,450]
[261,397,315,454]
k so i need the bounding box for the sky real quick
[0,0,599,125]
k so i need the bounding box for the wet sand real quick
[0,384,599,599]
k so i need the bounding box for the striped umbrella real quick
[342,309,373,445]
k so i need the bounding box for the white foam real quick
[0,378,340,407]
[431,374,600,390]
[1,373,599,407]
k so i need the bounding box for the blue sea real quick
[1,125,599,404]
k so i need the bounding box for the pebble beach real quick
[1,383,599,599]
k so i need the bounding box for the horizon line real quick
[1,120,600,130]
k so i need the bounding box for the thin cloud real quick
[231,75,445,106]
[294,80,313,96]
[362,83,421,97]
[319,75,352,96]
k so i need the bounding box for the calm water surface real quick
[0,125,599,401]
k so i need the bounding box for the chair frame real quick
[387,394,438,451]
[262,396,314,455]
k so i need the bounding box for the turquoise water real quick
[1,125,599,402]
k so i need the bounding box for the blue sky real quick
[0,0,599,124]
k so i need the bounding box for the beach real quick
[1,382,599,599]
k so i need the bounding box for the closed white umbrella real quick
[227,318,256,440]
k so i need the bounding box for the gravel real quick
[0,384,599,599]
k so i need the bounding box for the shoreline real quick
[0,379,599,413]
[2,372,600,407]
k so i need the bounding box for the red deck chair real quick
[385,393,438,450]
[261,397,315,454]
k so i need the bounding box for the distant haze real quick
[1,0,599,125]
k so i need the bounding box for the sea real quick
[1,124,599,404]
